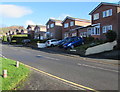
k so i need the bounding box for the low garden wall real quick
[85,41,117,55]
[68,41,117,56]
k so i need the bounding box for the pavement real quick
[1,43,119,91]
[17,69,77,90]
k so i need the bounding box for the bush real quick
[2,36,7,42]
[83,36,95,44]
[105,30,117,42]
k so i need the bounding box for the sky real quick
[0,1,119,28]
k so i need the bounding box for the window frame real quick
[64,23,69,28]
[70,21,74,26]
[103,9,112,18]
[50,23,54,28]
[93,13,99,20]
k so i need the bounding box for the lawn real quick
[1,57,30,90]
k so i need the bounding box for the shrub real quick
[83,36,95,44]
[105,30,117,42]
[2,36,7,42]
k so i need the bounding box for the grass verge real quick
[1,57,30,90]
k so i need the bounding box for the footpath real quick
[17,69,78,90]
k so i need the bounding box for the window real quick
[102,26,106,33]
[95,27,100,35]
[64,23,69,28]
[109,9,112,16]
[50,23,54,28]
[87,28,92,35]
[102,25,112,33]
[70,21,74,26]
[72,33,76,36]
[90,27,100,35]
[103,9,112,18]
[47,25,49,29]
[91,27,95,35]
[93,13,99,20]
[80,32,87,37]
[51,39,57,42]
[64,33,69,38]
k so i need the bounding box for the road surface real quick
[1,44,119,90]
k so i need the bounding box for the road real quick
[1,44,119,90]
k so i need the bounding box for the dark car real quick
[22,39,31,44]
[63,36,84,49]
[58,37,70,48]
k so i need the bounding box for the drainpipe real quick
[117,1,120,49]
[76,29,79,37]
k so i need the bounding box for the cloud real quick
[0,4,32,18]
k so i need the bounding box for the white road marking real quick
[77,63,118,73]
[44,56,60,61]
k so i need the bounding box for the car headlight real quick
[68,43,72,46]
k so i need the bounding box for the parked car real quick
[45,39,59,47]
[58,37,71,48]
[22,39,30,44]
[63,36,84,49]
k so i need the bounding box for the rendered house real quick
[34,25,47,40]
[27,25,36,39]
[62,16,91,39]
[46,18,62,40]
[89,2,120,39]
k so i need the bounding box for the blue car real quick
[63,36,84,49]
[58,37,71,48]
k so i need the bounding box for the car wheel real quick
[82,42,84,45]
[71,45,74,49]
[51,44,54,47]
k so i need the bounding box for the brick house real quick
[89,2,120,40]
[34,25,47,40]
[62,16,91,39]
[46,18,62,40]
[27,25,36,39]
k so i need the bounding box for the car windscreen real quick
[51,40,57,42]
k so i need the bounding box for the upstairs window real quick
[64,23,69,28]
[103,9,112,18]
[93,13,99,20]
[50,23,54,28]
[70,21,74,26]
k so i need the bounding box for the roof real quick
[46,18,62,25]
[89,2,120,15]
[62,16,90,24]
[27,25,36,29]
[28,25,36,27]
[70,24,96,31]
[35,25,46,28]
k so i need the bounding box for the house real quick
[46,18,62,40]
[62,16,91,39]
[34,25,47,40]
[27,25,36,39]
[89,2,120,39]
[5,26,27,36]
